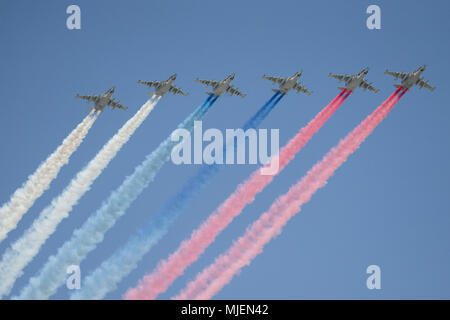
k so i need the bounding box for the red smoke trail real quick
[174,87,407,300]
[124,90,351,300]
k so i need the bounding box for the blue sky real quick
[0,0,449,299]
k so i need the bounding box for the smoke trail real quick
[0,97,160,298]
[241,91,281,129]
[16,95,217,300]
[124,90,350,299]
[0,112,97,243]
[68,92,283,300]
[175,88,407,300]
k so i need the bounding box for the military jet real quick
[385,65,435,91]
[328,68,379,93]
[195,74,246,98]
[76,87,127,112]
[262,70,312,95]
[137,74,188,97]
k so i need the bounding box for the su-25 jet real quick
[385,65,435,91]
[195,74,246,98]
[137,74,188,97]
[328,68,379,93]
[262,70,312,95]
[76,87,127,112]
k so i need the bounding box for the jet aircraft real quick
[195,74,246,98]
[385,65,435,91]
[328,68,379,93]
[76,87,127,112]
[262,70,312,95]
[137,74,188,97]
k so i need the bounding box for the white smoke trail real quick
[68,96,218,300]
[0,112,97,243]
[0,97,159,298]
[14,95,217,300]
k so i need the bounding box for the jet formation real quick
[76,66,434,113]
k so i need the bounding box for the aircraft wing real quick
[195,79,219,87]
[328,73,351,82]
[226,85,246,98]
[293,83,312,95]
[384,70,408,80]
[137,80,160,88]
[262,75,285,84]
[169,85,188,96]
[76,94,100,103]
[417,78,435,91]
[108,99,128,111]
[359,80,379,93]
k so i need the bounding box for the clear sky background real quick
[0,0,449,299]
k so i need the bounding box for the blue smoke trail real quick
[69,92,285,299]
[15,95,217,300]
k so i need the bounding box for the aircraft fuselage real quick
[344,74,366,91]
[401,71,423,89]
[278,75,300,94]
[212,79,232,96]
[155,78,175,96]
[94,94,112,112]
